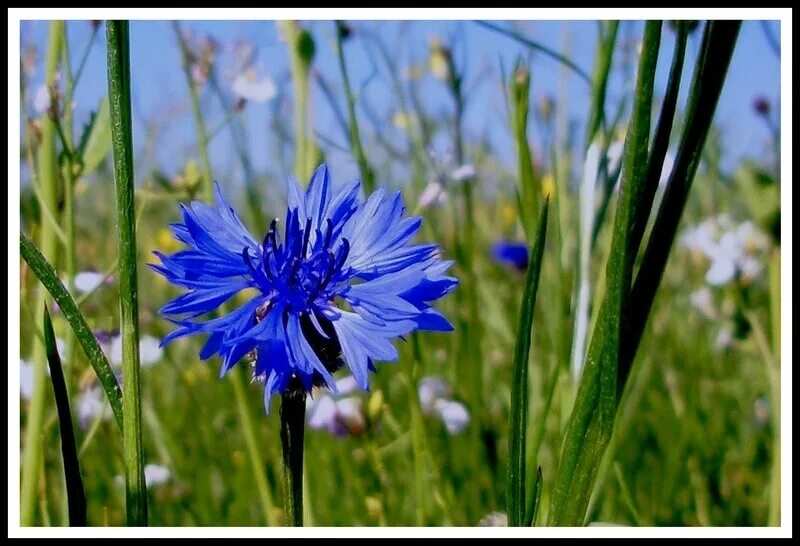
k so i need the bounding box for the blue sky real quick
[20,20,781,194]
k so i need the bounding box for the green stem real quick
[279,21,316,182]
[335,21,375,194]
[280,389,306,527]
[231,370,277,526]
[172,21,214,202]
[409,335,427,526]
[106,20,147,526]
[21,20,63,527]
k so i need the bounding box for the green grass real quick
[18,19,778,528]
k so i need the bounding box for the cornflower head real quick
[151,164,457,412]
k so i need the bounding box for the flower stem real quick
[280,389,306,527]
[172,21,214,202]
[106,20,148,526]
[21,20,63,527]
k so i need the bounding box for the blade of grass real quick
[334,21,376,194]
[619,21,742,391]
[506,199,549,526]
[585,21,619,148]
[106,20,148,526]
[21,21,63,526]
[43,308,86,526]
[628,20,689,260]
[510,60,538,242]
[548,21,662,526]
[20,232,123,427]
[524,466,543,526]
[475,20,592,85]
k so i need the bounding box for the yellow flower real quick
[156,228,181,254]
[392,111,412,130]
[541,174,555,198]
[501,202,517,229]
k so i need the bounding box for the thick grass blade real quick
[619,21,742,391]
[43,308,86,526]
[506,199,549,526]
[628,21,689,261]
[20,232,123,429]
[548,21,662,526]
[106,20,148,526]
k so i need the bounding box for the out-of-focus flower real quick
[715,325,734,351]
[491,241,529,272]
[33,84,50,114]
[417,181,447,209]
[307,376,366,438]
[110,334,163,368]
[753,96,771,117]
[114,463,172,489]
[753,396,770,427]
[417,376,469,434]
[144,464,172,487]
[151,164,457,412]
[20,359,34,400]
[232,68,277,104]
[689,287,717,319]
[418,376,451,414]
[428,37,451,80]
[417,150,476,211]
[74,271,109,294]
[478,512,508,527]
[680,216,771,287]
[76,385,112,429]
[392,111,412,130]
[433,399,469,434]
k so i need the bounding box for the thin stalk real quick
[585,21,619,148]
[409,335,427,526]
[172,21,214,202]
[231,370,277,526]
[278,21,317,182]
[280,389,306,527]
[475,20,592,85]
[21,20,63,527]
[106,20,147,526]
[334,21,375,194]
[61,25,79,395]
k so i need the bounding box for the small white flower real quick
[115,463,172,489]
[433,399,470,435]
[450,164,476,182]
[418,376,451,414]
[76,386,111,429]
[33,84,50,113]
[705,257,736,286]
[110,335,163,368]
[335,375,358,396]
[689,287,716,319]
[232,69,276,103]
[74,271,106,294]
[417,181,448,210]
[144,464,172,487]
[20,359,34,400]
[307,394,337,430]
[715,326,734,351]
[138,335,164,367]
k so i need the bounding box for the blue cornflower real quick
[491,241,529,272]
[151,164,457,411]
